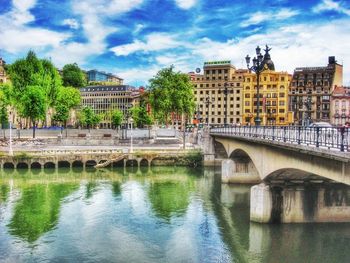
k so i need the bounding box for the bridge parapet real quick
[211,126,349,152]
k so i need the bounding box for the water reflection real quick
[0,167,349,263]
[7,183,78,242]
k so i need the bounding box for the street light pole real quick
[224,78,228,127]
[245,45,267,126]
[205,96,213,127]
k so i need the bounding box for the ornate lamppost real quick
[205,96,214,127]
[245,46,268,126]
[223,77,229,127]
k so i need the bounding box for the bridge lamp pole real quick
[205,96,214,127]
[245,46,265,126]
[130,117,133,154]
[223,77,229,127]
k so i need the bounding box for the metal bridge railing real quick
[210,126,349,152]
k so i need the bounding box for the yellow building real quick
[242,50,292,125]
[190,61,247,126]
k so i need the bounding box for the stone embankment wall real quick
[0,149,203,169]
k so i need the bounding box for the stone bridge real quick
[204,127,350,223]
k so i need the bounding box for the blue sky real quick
[1,0,350,86]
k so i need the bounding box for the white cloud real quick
[190,19,350,85]
[48,0,144,66]
[175,0,197,10]
[240,8,299,27]
[62,18,79,29]
[116,66,161,86]
[110,33,181,56]
[313,0,350,15]
[0,0,68,53]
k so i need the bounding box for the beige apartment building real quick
[190,61,246,126]
[289,56,343,125]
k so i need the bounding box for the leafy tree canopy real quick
[130,106,153,128]
[20,85,46,138]
[8,51,62,109]
[62,63,86,88]
[111,109,123,128]
[148,66,195,123]
[79,106,101,129]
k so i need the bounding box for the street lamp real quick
[223,77,229,127]
[245,45,267,126]
[205,96,214,127]
[304,96,312,126]
[129,117,133,154]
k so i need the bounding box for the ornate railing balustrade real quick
[210,126,350,152]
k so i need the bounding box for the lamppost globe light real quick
[245,45,270,126]
[245,55,251,66]
[256,45,261,55]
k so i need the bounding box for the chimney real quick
[328,56,336,65]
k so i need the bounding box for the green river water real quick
[0,167,349,263]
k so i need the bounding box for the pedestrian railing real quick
[210,126,349,152]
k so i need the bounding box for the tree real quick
[62,63,86,88]
[79,106,101,131]
[130,106,153,128]
[53,86,81,128]
[8,51,62,126]
[0,83,13,138]
[20,86,46,138]
[148,66,195,125]
[111,109,123,129]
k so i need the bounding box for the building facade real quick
[289,56,343,126]
[87,70,123,85]
[0,58,8,84]
[80,85,140,128]
[190,61,245,126]
[242,48,292,126]
[331,86,350,126]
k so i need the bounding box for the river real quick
[0,167,349,263]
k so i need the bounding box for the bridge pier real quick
[222,159,260,184]
[250,183,350,223]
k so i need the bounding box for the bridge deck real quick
[210,126,350,161]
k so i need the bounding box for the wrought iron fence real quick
[210,126,349,152]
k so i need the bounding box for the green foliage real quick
[130,106,153,128]
[53,86,81,125]
[62,63,86,88]
[148,178,195,221]
[79,106,101,129]
[8,51,62,127]
[7,183,78,242]
[0,85,10,128]
[20,86,46,137]
[149,66,196,123]
[111,109,123,128]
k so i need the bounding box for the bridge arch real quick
[17,162,29,169]
[44,162,56,169]
[3,162,14,169]
[263,168,332,184]
[140,159,149,166]
[30,162,42,169]
[214,141,228,159]
[86,160,97,167]
[72,160,84,168]
[58,161,70,168]
[214,136,350,185]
